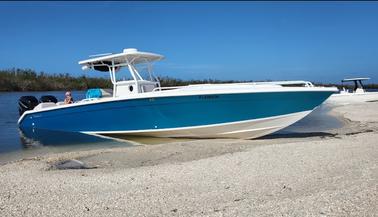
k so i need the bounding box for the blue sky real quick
[1,2,378,83]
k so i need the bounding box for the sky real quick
[1,2,378,83]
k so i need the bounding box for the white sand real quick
[0,102,377,217]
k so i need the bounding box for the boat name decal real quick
[199,95,219,99]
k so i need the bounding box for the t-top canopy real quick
[79,48,164,72]
[342,77,370,82]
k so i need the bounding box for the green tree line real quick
[1,68,378,91]
[0,68,111,91]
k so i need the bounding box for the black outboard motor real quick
[18,96,39,116]
[39,95,58,103]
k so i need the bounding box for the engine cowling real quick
[19,96,39,116]
[39,95,58,103]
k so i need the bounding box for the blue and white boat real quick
[18,48,337,139]
[326,77,378,104]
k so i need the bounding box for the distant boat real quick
[17,48,337,139]
[326,77,378,104]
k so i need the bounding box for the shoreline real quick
[0,102,377,216]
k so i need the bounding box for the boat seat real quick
[142,84,156,93]
[100,88,113,97]
[86,88,113,99]
[33,102,57,111]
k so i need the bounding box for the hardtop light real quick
[81,65,90,71]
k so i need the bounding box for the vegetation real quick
[158,76,241,87]
[0,68,111,91]
[1,68,378,91]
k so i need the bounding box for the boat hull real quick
[326,92,378,105]
[19,91,333,139]
[100,110,312,139]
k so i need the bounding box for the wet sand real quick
[0,102,377,216]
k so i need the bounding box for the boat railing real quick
[250,80,314,87]
[151,80,315,91]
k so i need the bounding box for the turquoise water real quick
[0,91,342,163]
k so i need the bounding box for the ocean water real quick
[0,91,133,163]
[0,91,342,163]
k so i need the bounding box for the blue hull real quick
[19,91,333,134]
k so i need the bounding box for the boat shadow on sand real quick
[19,127,338,148]
[260,131,337,140]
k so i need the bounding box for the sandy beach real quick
[0,102,377,217]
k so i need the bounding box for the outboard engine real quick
[18,96,39,116]
[39,95,58,103]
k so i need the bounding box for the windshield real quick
[114,67,133,82]
[114,61,158,83]
[134,62,155,81]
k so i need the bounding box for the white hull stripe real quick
[81,110,312,135]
